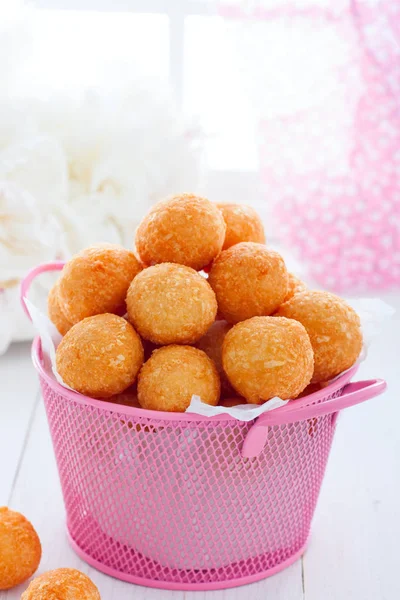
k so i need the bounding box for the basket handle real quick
[242,378,387,458]
[20,261,65,321]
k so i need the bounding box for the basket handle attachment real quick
[241,378,387,459]
[20,261,65,321]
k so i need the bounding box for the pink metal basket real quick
[21,263,387,591]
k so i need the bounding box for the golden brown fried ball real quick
[208,242,288,323]
[21,568,100,600]
[56,314,144,399]
[126,263,217,345]
[196,320,234,395]
[58,244,142,324]
[135,193,226,270]
[284,273,307,302]
[217,203,265,250]
[222,316,314,402]
[0,507,41,590]
[275,290,363,383]
[138,345,220,412]
[220,397,247,407]
[47,282,72,336]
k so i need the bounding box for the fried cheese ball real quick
[138,345,220,412]
[48,282,72,336]
[284,273,307,302]
[217,203,265,250]
[56,314,144,399]
[58,244,142,324]
[21,568,100,600]
[275,290,363,383]
[0,507,41,590]
[126,263,217,345]
[222,316,314,402]
[135,193,226,270]
[195,320,234,395]
[208,242,288,323]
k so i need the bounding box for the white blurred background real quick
[1,0,400,350]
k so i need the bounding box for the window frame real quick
[33,0,260,200]
[34,0,214,108]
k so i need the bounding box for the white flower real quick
[0,134,68,211]
[0,181,60,285]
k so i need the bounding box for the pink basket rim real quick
[31,336,358,425]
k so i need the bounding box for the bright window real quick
[26,0,259,180]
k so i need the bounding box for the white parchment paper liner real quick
[24,294,394,421]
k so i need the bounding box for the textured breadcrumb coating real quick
[195,320,234,396]
[217,203,265,250]
[0,507,41,590]
[47,282,72,336]
[138,345,220,412]
[58,243,142,324]
[222,316,314,402]
[56,314,144,399]
[21,568,100,600]
[135,193,226,270]
[126,263,217,345]
[208,242,288,323]
[275,290,363,383]
[284,273,307,302]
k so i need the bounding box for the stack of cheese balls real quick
[50,193,363,411]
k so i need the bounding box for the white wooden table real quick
[1,297,399,600]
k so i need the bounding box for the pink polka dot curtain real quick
[219,0,400,292]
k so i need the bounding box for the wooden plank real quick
[304,315,400,600]
[96,557,303,600]
[0,342,39,506]
[94,573,184,600]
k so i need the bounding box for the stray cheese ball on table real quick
[209,242,288,323]
[58,243,142,324]
[21,568,100,600]
[138,345,220,412]
[275,290,363,383]
[217,203,265,250]
[48,282,72,336]
[222,316,314,402]
[195,320,234,396]
[126,263,217,345]
[56,314,144,399]
[284,273,307,302]
[0,507,41,590]
[135,193,226,270]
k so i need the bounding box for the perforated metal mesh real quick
[40,377,343,588]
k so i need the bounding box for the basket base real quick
[66,526,309,591]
